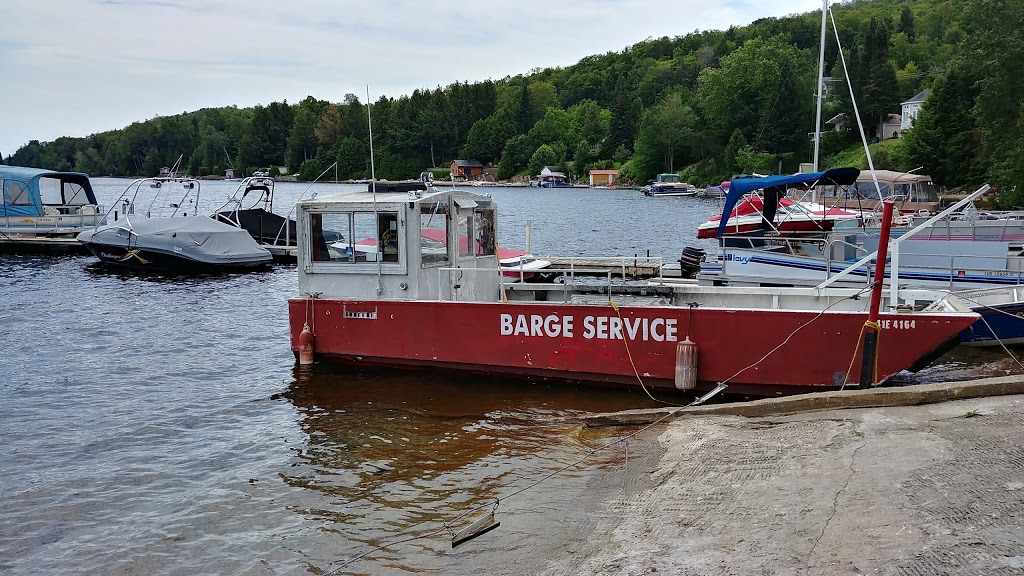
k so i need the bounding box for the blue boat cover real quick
[716,167,860,238]
[0,165,97,217]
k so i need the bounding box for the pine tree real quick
[904,65,982,188]
[858,17,899,135]
[899,7,916,43]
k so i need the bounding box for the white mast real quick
[812,0,828,173]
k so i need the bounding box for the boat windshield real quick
[845,179,939,202]
[657,174,681,183]
[420,202,449,266]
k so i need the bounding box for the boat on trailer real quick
[78,177,272,273]
[0,165,105,253]
[287,183,977,397]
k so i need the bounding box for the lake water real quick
[0,178,1012,575]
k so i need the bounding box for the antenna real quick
[367,86,383,297]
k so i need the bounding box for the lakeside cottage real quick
[901,89,931,130]
[450,159,484,180]
[589,169,618,186]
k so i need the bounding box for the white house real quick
[901,89,930,130]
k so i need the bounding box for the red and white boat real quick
[288,185,977,397]
[696,183,861,238]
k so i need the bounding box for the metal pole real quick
[812,0,827,173]
[860,199,895,387]
[525,219,532,253]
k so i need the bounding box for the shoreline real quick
[539,384,1024,574]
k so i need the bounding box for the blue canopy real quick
[0,166,97,217]
[716,167,860,238]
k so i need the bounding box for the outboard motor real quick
[678,246,706,279]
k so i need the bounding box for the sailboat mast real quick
[812,0,828,173]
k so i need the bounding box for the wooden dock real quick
[0,236,89,255]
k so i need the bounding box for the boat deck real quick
[539,256,663,278]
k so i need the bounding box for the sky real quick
[0,0,826,157]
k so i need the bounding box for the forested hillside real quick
[7,0,1022,201]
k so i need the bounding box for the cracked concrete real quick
[543,394,1024,576]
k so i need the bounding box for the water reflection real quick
[278,364,654,574]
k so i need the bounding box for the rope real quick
[950,294,1024,372]
[606,300,683,406]
[720,285,874,387]
[839,318,881,391]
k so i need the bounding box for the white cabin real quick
[296,186,501,302]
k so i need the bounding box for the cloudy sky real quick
[0,0,825,157]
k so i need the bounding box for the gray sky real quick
[0,0,825,157]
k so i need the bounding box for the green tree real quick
[899,6,916,43]
[571,100,611,146]
[632,93,698,178]
[697,36,807,147]
[966,0,1024,193]
[497,134,533,180]
[461,109,517,164]
[857,17,899,135]
[722,128,747,175]
[606,78,642,155]
[528,81,560,126]
[527,144,558,176]
[514,80,532,133]
[142,148,162,177]
[315,105,344,145]
[286,106,318,172]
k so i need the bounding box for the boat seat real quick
[43,206,60,216]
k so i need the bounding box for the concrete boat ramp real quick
[542,377,1024,575]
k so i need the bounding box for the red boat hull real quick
[288,299,973,396]
[696,219,837,239]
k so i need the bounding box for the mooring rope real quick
[723,284,876,388]
[950,294,1024,373]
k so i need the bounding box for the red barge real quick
[288,182,978,396]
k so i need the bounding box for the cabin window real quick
[420,202,449,267]
[458,212,473,257]
[64,182,89,205]
[4,181,31,206]
[38,177,63,205]
[475,207,496,256]
[309,211,401,264]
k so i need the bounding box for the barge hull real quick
[288,299,975,396]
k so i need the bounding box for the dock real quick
[264,245,299,264]
[0,236,89,255]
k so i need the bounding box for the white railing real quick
[436,264,663,302]
[816,184,992,304]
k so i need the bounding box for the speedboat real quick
[77,177,271,273]
[213,176,299,248]
[644,174,697,196]
[0,165,105,253]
